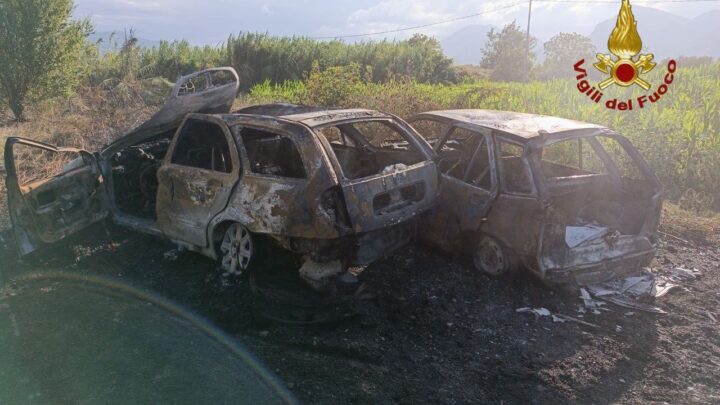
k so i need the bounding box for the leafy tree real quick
[479,21,536,82]
[541,32,596,79]
[0,0,92,121]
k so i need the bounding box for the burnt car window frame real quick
[169,118,238,174]
[408,118,451,149]
[461,130,496,193]
[531,132,636,184]
[313,117,429,182]
[494,135,537,197]
[537,136,614,179]
[231,124,309,181]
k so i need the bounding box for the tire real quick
[219,223,255,275]
[472,235,517,277]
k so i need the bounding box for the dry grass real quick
[661,202,720,245]
[0,78,170,232]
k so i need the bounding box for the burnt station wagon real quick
[4,69,438,288]
[409,110,662,286]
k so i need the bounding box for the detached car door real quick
[155,116,240,247]
[4,137,108,255]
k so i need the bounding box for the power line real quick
[312,1,527,39]
[312,0,720,40]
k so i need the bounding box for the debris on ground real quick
[517,307,601,329]
[585,265,701,314]
[670,266,701,280]
[551,313,601,328]
[516,307,551,318]
[579,288,606,314]
[163,249,178,261]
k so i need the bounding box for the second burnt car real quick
[4,71,438,289]
[409,109,662,286]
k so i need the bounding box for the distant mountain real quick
[440,24,494,65]
[589,7,720,58]
[440,7,719,66]
[89,31,161,54]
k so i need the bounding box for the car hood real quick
[100,68,239,157]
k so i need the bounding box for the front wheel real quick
[472,235,517,276]
[219,223,255,275]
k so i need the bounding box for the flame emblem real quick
[594,0,655,89]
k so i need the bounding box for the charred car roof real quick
[412,109,606,142]
[232,103,393,128]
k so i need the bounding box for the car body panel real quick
[100,68,240,158]
[206,114,342,243]
[3,138,108,255]
[156,115,242,247]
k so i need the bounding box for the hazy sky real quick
[73,0,720,44]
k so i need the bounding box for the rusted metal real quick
[409,109,662,286]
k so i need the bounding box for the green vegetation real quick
[248,61,720,211]
[87,32,456,90]
[480,22,536,82]
[0,0,93,121]
[540,33,596,79]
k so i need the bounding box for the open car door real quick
[4,137,108,256]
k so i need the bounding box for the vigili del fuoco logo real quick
[573,0,677,111]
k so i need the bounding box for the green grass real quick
[248,61,720,211]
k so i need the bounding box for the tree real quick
[479,21,536,82]
[542,33,596,79]
[0,0,92,121]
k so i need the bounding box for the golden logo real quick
[594,0,655,90]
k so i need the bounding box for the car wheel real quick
[472,235,515,276]
[219,223,254,275]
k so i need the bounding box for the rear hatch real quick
[532,132,662,283]
[314,117,439,233]
[341,160,438,232]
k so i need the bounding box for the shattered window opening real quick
[597,136,646,181]
[497,140,533,195]
[13,144,84,186]
[410,119,450,149]
[318,120,425,180]
[464,136,492,190]
[345,121,408,150]
[438,126,480,152]
[171,120,233,173]
[235,126,306,179]
[539,137,610,179]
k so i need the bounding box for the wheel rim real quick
[473,237,505,276]
[220,224,253,275]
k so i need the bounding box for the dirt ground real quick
[0,221,718,404]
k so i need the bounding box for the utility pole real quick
[526,0,533,82]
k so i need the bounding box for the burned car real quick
[409,110,662,286]
[4,73,438,288]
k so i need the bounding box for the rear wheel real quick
[219,223,255,275]
[472,235,516,276]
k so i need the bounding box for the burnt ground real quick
[0,223,719,404]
